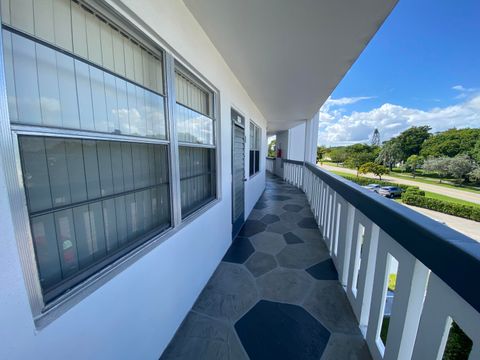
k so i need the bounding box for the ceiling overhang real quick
[183,0,397,132]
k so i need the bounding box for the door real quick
[231,109,246,238]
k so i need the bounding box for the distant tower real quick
[371,128,380,146]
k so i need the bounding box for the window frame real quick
[249,121,261,177]
[0,0,221,327]
[174,63,218,220]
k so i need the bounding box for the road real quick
[319,163,480,205]
[403,204,480,241]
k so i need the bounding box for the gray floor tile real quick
[303,282,361,335]
[320,333,372,360]
[276,242,330,269]
[245,252,277,277]
[256,268,313,304]
[193,263,258,321]
[161,311,248,360]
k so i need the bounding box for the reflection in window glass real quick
[3,29,166,139]
[176,103,214,145]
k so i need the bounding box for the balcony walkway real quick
[161,173,370,360]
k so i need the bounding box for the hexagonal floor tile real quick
[297,217,318,229]
[254,202,268,210]
[283,232,304,244]
[193,263,259,321]
[266,222,291,234]
[283,204,303,212]
[276,242,330,269]
[268,194,291,201]
[223,237,255,264]
[239,220,266,237]
[245,252,277,277]
[306,259,338,280]
[303,282,361,335]
[279,211,304,224]
[249,231,286,255]
[260,214,280,224]
[161,311,248,360]
[256,268,313,304]
[235,300,330,360]
[320,333,372,360]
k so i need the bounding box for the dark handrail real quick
[283,159,480,314]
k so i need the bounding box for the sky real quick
[318,0,480,147]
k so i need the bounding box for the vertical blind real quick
[20,136,170,301]
[175,70,216,217]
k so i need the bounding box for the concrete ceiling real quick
[183,0,397,132]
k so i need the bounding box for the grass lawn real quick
[320,162,480,194]
[423,191,480,208]
[388,172,480,194]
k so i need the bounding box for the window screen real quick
[20,136,170,302]
[175,69,216,217]
[249,122,261,176]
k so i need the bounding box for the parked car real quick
[363,184,381,193]
[379,186,403,198]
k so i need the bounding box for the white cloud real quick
[318,94,480,146]
[320,96,375,112]
[452,85,476,92]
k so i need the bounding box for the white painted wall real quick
[0,0,267,359]
[287,123,306,161]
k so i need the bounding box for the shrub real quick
[338,173,480,222]
[401,193,480,222]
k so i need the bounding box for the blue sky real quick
[318,0,480,146]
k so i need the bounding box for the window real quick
[249,122,261,176]
[2,0,171,302]
[20,137,170,302]
[175,68,217,218]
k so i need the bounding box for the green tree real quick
[468,167,480,184]
[376,140,403,170]
[396,126,431,160]
[422,157,451,180]
[447,154,475,183]
[267,139,276,157]
[329,147,348,164]
[471,139,480,163]
[344,144,379,175]
[316,146,327,163]
[420,128,480,158]
[358,162,389,180]
[404,155,423,178]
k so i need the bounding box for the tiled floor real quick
[161,174,371,360]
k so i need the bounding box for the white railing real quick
[283,159,480,360]
[266,157,275,173]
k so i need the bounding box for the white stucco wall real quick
[0,1,267,359]
[287,123,306,161]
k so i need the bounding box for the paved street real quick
[319,164,480,205]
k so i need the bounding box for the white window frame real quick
[0,0,221,328]
[249,120,261,177]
